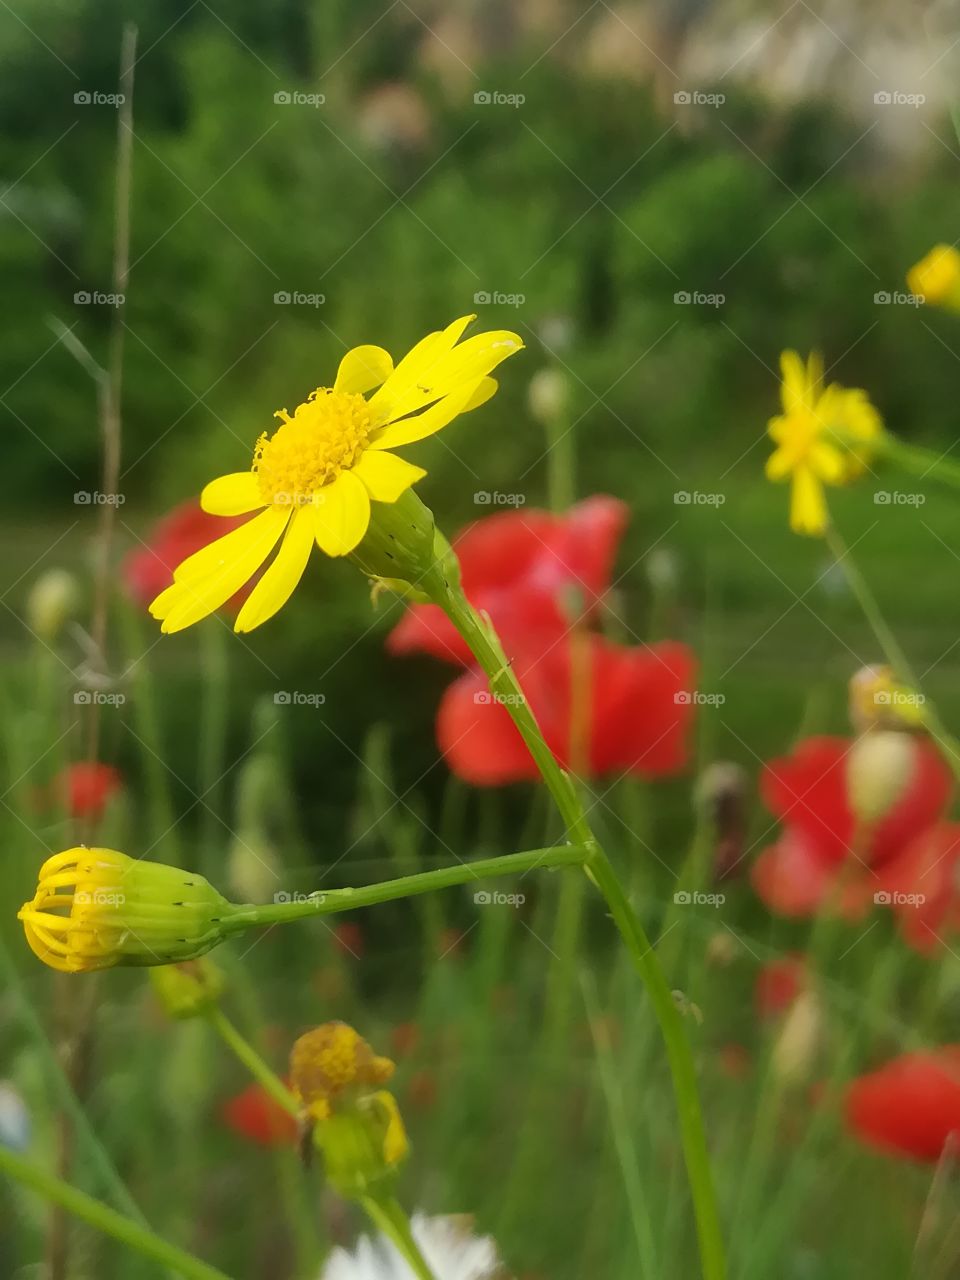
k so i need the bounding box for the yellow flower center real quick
[254,388,372,507]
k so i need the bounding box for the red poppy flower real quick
[437,633,695,785]
[755,953,805,1019]
[873,824,960,952]
[221,1082,297,1147]
[386,496,628,665]
[752,735,951,917]
[55,763,122,821]
[845,1048,960,1161]
[123,501,254,613]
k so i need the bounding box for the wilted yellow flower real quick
[291,1022,407,1195]
[765,350,882,536]
[907,244,960,311]
[150,317,522,634]
[18,849,234,973]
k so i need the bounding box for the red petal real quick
[755,953,806,1019]
[436,632,695,785]
[436,667,539,785]
[386,497,629,664]
[752,829,838,916]
[846,1049,960,1161]
[759,735,951,869]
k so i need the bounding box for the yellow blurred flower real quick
[765,350,882,536]
[17,848,233,973]
[150,317,522,634]
[907,244,960,311]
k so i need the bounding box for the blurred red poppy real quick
[387,496,628,664]
[123,501,254,612]
[755,953,805,1018]
[873,824,960,952]
[437,633,696,785]
[845,1048,960,1161]
[751,736,951,918]
[221,1082,297,1146]
[55,763,122,821]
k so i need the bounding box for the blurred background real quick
[3,2,960,1277]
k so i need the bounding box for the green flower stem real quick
[875,432,960,490]
[222,846,587,933]
[360,1194,437,1280]
[0,1144,230,1280]
[205,1007,298,1116]
[426,564,726,1280]
[825,525,960,781]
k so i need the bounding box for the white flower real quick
[321,1213,504,1280]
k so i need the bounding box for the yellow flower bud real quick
[17,848,236,973]
[149,957,225,1019]
[848,664,926,733]
[771,990,822,1085]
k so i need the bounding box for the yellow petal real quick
[809,441,846,485]
[376,330,522,423]
[168,507,285,585]
[350,449,426,503]
[370,376,488,451]
[779,350,809,415]
[464,376,498,412]
[765,447,791,482]
[151,507,290,631]
[312,471,371,557]
[790,467,828,536]
[201,472,264,516]
[234,506,315,633]
[372,315,476,414]
[333,345,394,395]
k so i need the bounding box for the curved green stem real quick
[222,846,587,933]
[205,1007,298,1116]
[875,432,960,489]
[825,525,960,781]
[0,1144,230,1280]
[424,557,726,1280]
[360,1195,437,1280]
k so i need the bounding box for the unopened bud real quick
[846,731,917,825]
[150,957,225,1019]
[25,569,79,641]
[527,368,569,424]
[771,990,822,1084]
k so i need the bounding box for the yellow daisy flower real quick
[765,350,882,536]
[149,316,523,634]
[907,243,960,311]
